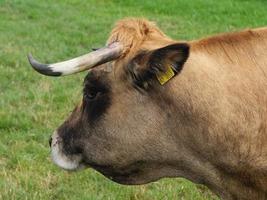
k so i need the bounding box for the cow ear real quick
[128,43,190,90]
[148,43,190,76]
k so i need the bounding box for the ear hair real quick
[126,52,154,92]
[127,43,190,90]
[148,43,189,73]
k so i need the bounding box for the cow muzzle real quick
[50,131,85,171]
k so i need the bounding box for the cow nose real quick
[49,136,52,147]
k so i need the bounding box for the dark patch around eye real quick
[82,72,111,121]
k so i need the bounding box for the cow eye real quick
[84,90,99,100]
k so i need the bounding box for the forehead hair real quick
[105,18,176,78]
[107,18,172,59]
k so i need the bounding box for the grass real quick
[0,0,267,199]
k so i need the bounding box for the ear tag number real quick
[156,65,175,85]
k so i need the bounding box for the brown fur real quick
[54,18,267,200]
[110,20,267,199]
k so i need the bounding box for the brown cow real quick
[28,18,267,200]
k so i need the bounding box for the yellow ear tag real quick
[156,65,175,85]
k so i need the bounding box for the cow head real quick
[29,18,190,185]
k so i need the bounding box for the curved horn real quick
[28,42,123,76]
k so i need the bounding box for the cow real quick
[28,18,267,200]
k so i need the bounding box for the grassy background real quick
[1,0,267,199]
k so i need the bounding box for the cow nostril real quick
[49,137,52,147]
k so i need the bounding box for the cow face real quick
[30,18,189,185]
[51,42,189,185]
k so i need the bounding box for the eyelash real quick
[84,88,100,101]
[85,91,98,100]
[83,79,109,102]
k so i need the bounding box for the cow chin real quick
[87,161,163,186]
[50,131,85,171]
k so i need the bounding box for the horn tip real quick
[27,53,34,64]
[27,53,62,77]
[27,53,40,68]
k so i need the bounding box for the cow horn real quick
[28,42,123,76]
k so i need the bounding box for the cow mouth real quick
[51,132,161,184]
[51,145,149,184]
[51,131,85,171]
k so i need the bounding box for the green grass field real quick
[1,0,267,199]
